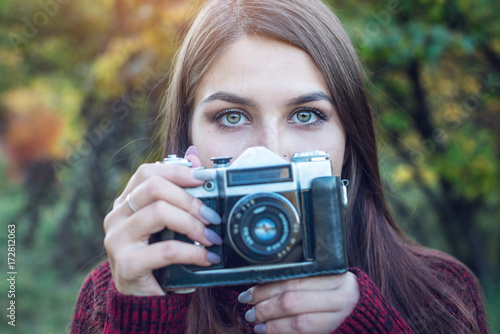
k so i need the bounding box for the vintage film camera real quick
[150,146,348,291]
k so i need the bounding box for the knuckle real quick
[144,175,164,198]
[103,226,121,253]
[266,321,281,334]
[161,164,183,182]
[160,242,201,265]
[135,164,151,180]
[190,213,203,230]
[253,304,265,322]
[103,212,113,231]
[103,232,113,252]
[112,197,121,209]
[282,278,301,291]
[185,213,202,236]
[160,242,178,263]
[170,165,187,180]
[184,248,202,264]
[186,193,200,212]
[292,314,312,332]
[188,197,206,224]
[103,208,120,232]
[279,291,299,314]
[103,232,121,258]
[150,200,168,217]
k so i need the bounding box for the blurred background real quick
[0,0,498,332]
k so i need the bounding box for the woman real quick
[71,0,489,333]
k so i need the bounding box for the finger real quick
[111,240,221,278]
[119,175,220,225]
[248,275,346,305]
[262,312,344,334]
[137,240,221,269]
[106,200,222,247]
[249,290,339,324]
[185,154,202,168]
[184,145,202,168]
[114,163,212,208]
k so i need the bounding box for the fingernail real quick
[254,323,266,334]
[184,145,198,157]
[192,169,214,181]
[245,308,256,322]
[205,228,223,245]
[238,289,253,303]
[207,251,221,264]
[200,205,221,225]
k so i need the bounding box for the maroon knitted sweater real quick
[71,254,488,333]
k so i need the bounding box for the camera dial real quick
[157,155,193,167]
[211,156,232,168]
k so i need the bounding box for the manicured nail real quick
[192,169,214,181]
[205,228,223,245]
[254,323,266,334]
[245,308,256,322]
[238,288,253,303]
[200,205,221,225]
[184,145,198,157]
[207,251,221,264]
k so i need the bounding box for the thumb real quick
[184,145,202,168]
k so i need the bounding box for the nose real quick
[252,123,287,159]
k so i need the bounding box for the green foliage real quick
[433,124,499,200]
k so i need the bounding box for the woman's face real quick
[190,35,346,175]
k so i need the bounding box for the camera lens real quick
[227,193,301,263]
[253,219,277,241]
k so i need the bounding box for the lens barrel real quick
[227,192,300,263]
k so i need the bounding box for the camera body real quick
[150,147,348,291]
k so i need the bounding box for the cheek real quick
[192,133,248,168]
[329,146,345,175]
[190,115,215,166]
[285,132,346,174]
[191,134,216,167]
[327,136,346,175]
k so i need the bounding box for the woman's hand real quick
[238,273,359,333]
[103,147,222,296]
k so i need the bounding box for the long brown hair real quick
[160,0,483,333]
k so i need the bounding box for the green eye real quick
[291,109,319,124]
[225,113,241,124]
[296,111,312,122]
[217,109,249,126]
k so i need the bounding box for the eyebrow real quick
[201,92,256,107]
[287,91,334,106]
[200,90,334,107]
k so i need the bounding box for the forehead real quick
[194,35,328,100]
